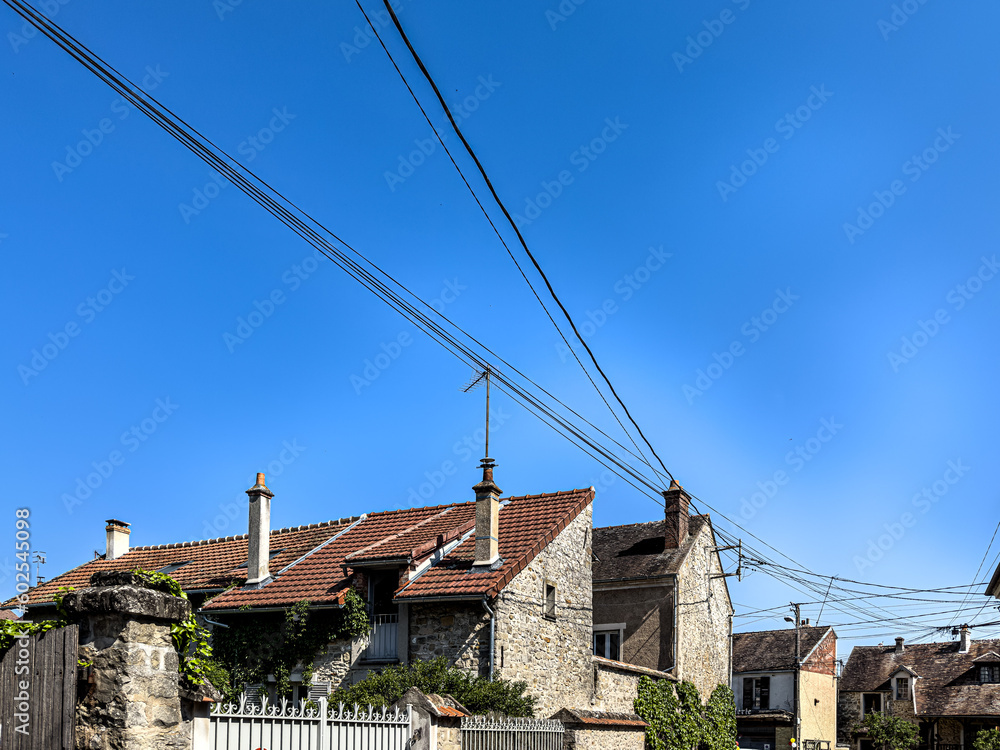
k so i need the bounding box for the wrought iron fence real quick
[205,693,411,750]
[461,715,564,750]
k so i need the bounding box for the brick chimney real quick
[663,480,690,548]
[472,459,501,566]
[245,472,274,585]
[895,637,905,654]
[105,519,130,560]
[960,624,971,653]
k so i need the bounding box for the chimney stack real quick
[245,472,274,585]
[960,624,971,653]
[105,519,130,560]
[895,637,905,654]
[663,480,691,548]
[472,459,501,566]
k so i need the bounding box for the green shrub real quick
[334,657,536,717]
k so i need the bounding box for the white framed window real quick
[593,623,625,660]
[895,677,909,700]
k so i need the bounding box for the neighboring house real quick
[839,628,1000,750]
[0,608,18,620]
[12,464,602,717]
[591,480,734,699]
[731,626,838,750]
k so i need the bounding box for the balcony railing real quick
[363,613,398,660]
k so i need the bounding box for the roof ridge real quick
[131,516,363,551]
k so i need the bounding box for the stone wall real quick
[64,576,216,750]
[592,656,673,713]
[408,602,489,675]
[674,519,733,699]
[312,635,367,689]
[837,692,861,746]
[564,727,645,749]
[493,504,594,716]
[592,580,673,670]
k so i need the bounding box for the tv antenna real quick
[33,551,47,586]
[462,365,492,459]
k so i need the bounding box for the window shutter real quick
[743,678,754,710]
[760,676,770,709]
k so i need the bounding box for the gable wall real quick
[592,579,673,671]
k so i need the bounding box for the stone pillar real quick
[62,571,213,750]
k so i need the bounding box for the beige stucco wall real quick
[493,504,594,716]
[800,668,837,743]
[674,520,734,699]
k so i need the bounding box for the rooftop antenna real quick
[33,551,46,586]
[462,365,492,463]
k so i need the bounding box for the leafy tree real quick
[973,729,1000,750]
[704,684,738,750]
[334,657,536,717]
[856,711,919,750]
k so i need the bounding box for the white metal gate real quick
[460,716,564,750]
[208,694,411,750]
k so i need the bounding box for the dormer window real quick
[895,677,909,700]
[980,666,1000,683]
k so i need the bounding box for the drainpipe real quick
[482,597,496,680]
[670,573,679,674]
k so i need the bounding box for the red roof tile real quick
[10,488,593,613]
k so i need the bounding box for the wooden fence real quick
[0,624,78,750]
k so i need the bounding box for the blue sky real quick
[2,0,999,651]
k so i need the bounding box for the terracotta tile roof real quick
[592,515,709,582]
[437,706,465,717]
[12,488,593,613]
[201,488,593,610]
[732,626,833,672]
[8,518,360,608]
[552,708,648,727]
[841,638,1000,716]
[394,488,594,601]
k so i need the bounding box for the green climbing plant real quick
[635,678,735,750]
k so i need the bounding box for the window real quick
[862,693,882,715]
[741,676,770,710]
[594,629,622,660]
[895,678,909,700]
[980,666,1000,683]
[543,582,556,620]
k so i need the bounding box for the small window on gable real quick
[593,629,621,660]
[896,677,909,700]
[543,582,556,620]
[980,666,1000,683]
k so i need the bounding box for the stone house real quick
[591,480,734,698]
[838,628,1000,750]
[731,625,838,750]
[15,462,662,729]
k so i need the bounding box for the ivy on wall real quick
[211,589,370,700]
[635,678,737,750]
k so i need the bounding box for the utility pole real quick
[792,602,802,750]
